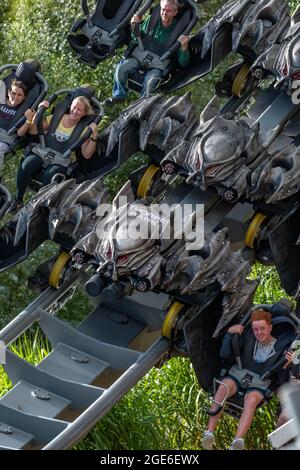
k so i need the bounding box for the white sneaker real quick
[230,437,245,450]
[201,431,215,450]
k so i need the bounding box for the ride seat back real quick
[0,62,44,131]
[45,110,94,154]
[229,304,296,375]
[142,3,195,56]
[92,0,139,31]
[43,95,95,154]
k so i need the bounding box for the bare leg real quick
[235,390,263,438]
[207,378,237,432]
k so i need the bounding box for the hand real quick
[228,324,245,335]
[285,350,294,362]
[178,35,190,51]
[38,100,49,109]
[131,14,142,24]
[89,122,98,140]
[283,350,294,369]
[24,108,36,121]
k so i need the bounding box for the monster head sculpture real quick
[252,12,300,93]
[74,181,169,292]
[182,114,256,190]
[273,28,300,92]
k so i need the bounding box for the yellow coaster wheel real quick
[232,64,251,97]
[245,213,267,249]
[49,251,71,289]
[161,301,185,339]
[137,164,161,199]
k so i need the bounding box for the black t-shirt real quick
[0,103,17,121]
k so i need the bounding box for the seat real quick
[25,86,103,189]
[67,0,144,68]
[208,301,299,419]
[0,60,48,153]
[126,0,198,96]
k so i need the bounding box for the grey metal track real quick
[0,278,171,450]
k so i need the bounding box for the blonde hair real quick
[72,96,93,116]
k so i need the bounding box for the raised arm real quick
[220,324,245,359]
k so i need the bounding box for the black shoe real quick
[103,96,126,106]
[9,198,23,214]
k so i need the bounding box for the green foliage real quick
[0,0,120,99]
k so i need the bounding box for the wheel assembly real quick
[232,64,251,97]
[137,164,161,198]
[245,213,268,249]
[161,300,185,339]
[49,251,71,289]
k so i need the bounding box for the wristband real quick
[26,119,33,124]
[91,137,98,142]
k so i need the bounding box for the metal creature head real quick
[272,29,300,91]
[183,115,254,189]
[90,199,165,290]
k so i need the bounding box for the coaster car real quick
[206,300,299,415]
[0,60,48,157]
[163,0,290,93]
[67,0,145,68]
[125,0,198,95]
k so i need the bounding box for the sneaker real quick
[201,431,215,450]
[8,198,23,214]
[103,96,126,106]
[229,437,245,450]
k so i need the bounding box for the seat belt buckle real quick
[47,150,56,159]
[143,55,153,67]
[241,373,253,387]
[93,30,102,46]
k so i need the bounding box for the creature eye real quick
[292,71,300,80]
[117,254,129,265]
[222,126,228,131]
[206,166,216,175]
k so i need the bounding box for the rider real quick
[10,96,99,211]
[0,79,35,171]
[201,309,293,450]
[104,0,190,105]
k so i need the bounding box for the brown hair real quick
[10,78,28,96]
[251,309,272,325]
[72,96,93,116]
